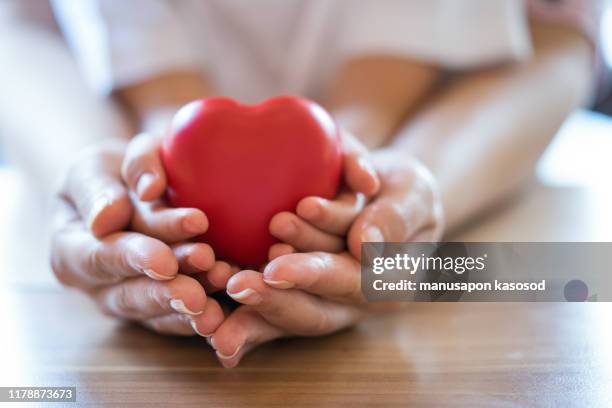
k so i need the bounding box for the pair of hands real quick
[51,131,443,368]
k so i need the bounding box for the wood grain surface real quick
[1,182,611,407]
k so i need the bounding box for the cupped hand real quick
[211,151,445,367]
[346,150,445,257]
[50,141,225,337]
[209,251,371,368]
[267,129,380,257]
[120,132,242,293]
[268,140,444,259]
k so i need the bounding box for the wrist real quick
[331,106,397,150]
[140,106,184,135]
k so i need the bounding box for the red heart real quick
[161,96,343,267]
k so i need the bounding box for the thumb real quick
[61,143,132,238]
[341,130,380,196]
[121,132,167,201]
[347,195,427,260]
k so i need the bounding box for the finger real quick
[172,242,215,274]
[226,270,364,335]
[61,144,132,238]
[346,160,443,258]
[131,198,208,243]
[296,191,365,235]
[141,313,195,336]
[269,212,345,253]
[410,197,445,243]
[189,297,225,338]
[268,243,295,261]
[51,222,178,288]
[210,307,286,368]
[347,193,431,260]
[263,252,364,304]
[341,131,380,196]
[93,274,207,320]
[194,261,239,293]
[143,297,225,338]
[121,132,167,201]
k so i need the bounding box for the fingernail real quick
[209,336,218,350]
[216,343,243,360]
[143,268,174,281]
[227,288,262,305]
[362,226,384,243]
[182,214,207,234]
[190,319,212,337]
[263,279,294,289]
[136,172,156,198]
[88,194,111,228]
[170,298,203,316]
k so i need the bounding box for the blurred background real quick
[0,0,611,289]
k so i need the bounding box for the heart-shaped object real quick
[161,96,343,267]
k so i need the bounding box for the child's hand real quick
[51,142,225,337]
[267,130,380,258]
[120,133,241,294]
[269,146,443,259]
[209,152,444,367]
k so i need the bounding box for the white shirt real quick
[52,0,533,103]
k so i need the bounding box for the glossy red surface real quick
[161,96,342,267]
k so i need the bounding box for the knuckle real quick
[297,227,318,250]
[386,201,408,226]
[154,274,199,310]
[372,201,411,242]
[85,244,107,284]
[111,284,141,318]
[161,214,182,242]
[50,254,73,287]
[161,277,184,302]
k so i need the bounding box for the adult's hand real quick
[50,141,224,336]
[267,129,379,257]
[210,153,444,367]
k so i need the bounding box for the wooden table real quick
[1,182,611,407]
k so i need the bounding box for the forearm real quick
[0,21,131,198]
[324,56,439,149]
[387,24,593,232]
[114,71,213,134]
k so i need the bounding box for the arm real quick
[114,71,212,133]
[0,18,131,198]
[386,23,594,232]
[0,23,222,336]
[324,56,440,149]
[208,22,596,368]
